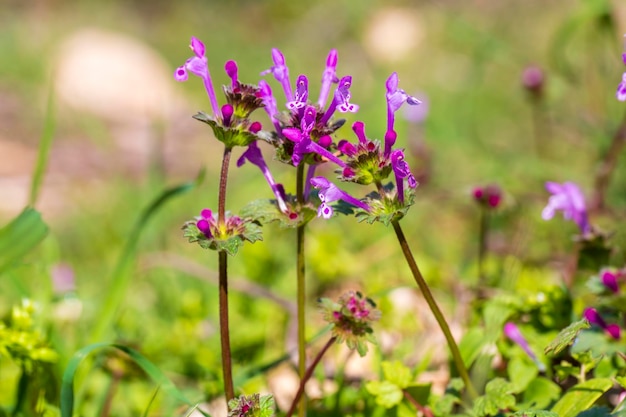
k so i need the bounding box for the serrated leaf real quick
[382,361,413,388]
[513,410,559,417]
[473,378,515,417]
[239,198,317,228]
[544,319,590,356]
[365,380,404,408]
[551,378,613,417]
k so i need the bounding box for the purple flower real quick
[541,181,590,234]
[310,176,370,219]
[282,106,348,168]
[318,49,339,108]
[473,184,502,209]
[391,149,417,204]
[601,270,620,293]
[196,208,217,239]
[237,142,288,213]
[261,48,293,102]
[286,75,309,110]
[320,76,359,124]
[174,37,220,117]
[386,72,421,133]
[258,80,281,132]
[584,308,621,340]
[617,73,626,102]
[504,322,545,371]
[225,60,238,90]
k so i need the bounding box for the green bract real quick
[193,111,260,148]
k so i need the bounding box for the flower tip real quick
[318,135,332,148]
[190,36,205,57]
[386,72,399,91]
[249,121,262,133]
[327,49,338,67]
[225,60,238,77]
[271,48,286,65]
[174,66,188,82]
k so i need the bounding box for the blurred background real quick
[2,0,626,415]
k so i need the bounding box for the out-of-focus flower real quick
[473,184,502,209]
[51,263,76,294]
[503,322,546,372]
[319,291,381,356]
[616,37,626,102]
[541,181,590,234]
[601,269,621,293]
[521,65,545,97]
[310,177,370,219]
[227,393,275,417]
[584,307,621,340]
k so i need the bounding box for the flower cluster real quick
[175,37,264,148]
[227,393,275,417]
[319,291,381,356]
[473,184,502,209]
[182,208,262,256]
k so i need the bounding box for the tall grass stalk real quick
[391,220,477,399]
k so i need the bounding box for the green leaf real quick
[382,361,413,389]
[513,410,559,417]
[518,377,561,410]
[60,343,209,417]
[404,384,431,406]
[0,208,49,273]
[507,356,538,393]
[365,380,404,408]
[544,319,590,356]
[551,378,613,417]
[458,327,491,369]
[473,378,515,417]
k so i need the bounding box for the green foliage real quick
[550,379,613,417]
[0,208,49,273]
[544,319,590,356]
[472,378,516,417]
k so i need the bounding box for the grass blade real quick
[88,170,205,343]
[29,89,56,207]
[60,343,210,417]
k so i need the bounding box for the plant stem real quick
[218,147,232,225]
[477,207,488,288]
[219,250,234,402]
[403,389,434,417]
[218,146,234,403]
[296,163,307,417]
[286,337,336,417]
[391,220,477,399]
[591,109,626,212]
